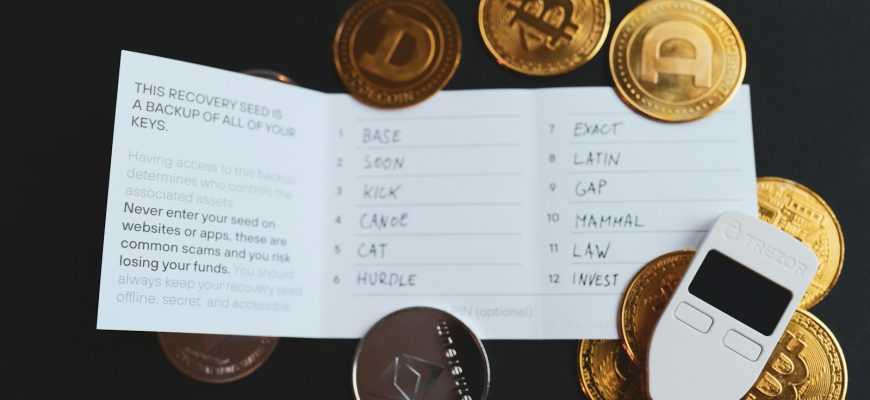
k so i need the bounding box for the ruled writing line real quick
[351,292,620,297]
[565,111,639,116]
[567,168,741,174]
[569,261,648,265]
[570,230,708,234]
[570,139,738,145]
[356,113,521,122]
[355,202,522,208]
[356,172,522,179]
[568,198,742,204]
[356,143,520,150]
[354,232,521,237]
[354,262,522,267]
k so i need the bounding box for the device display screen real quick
[688,250,793,335]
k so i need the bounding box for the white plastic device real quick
[648,212,818,400]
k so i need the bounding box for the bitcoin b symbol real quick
[640,20,713,88]
[507,0,579,51]
[746,331,809,400]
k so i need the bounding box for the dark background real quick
[12,0,869,398]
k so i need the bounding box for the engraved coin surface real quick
[334,0,462,108]
[743,309,847,400]
[479,0,610,75]
[619,250,694,366]
[757,177,845,309]
[353,307,490,400]
[158,333,278,383]
[609,0,746,121]
[578,340,648,400]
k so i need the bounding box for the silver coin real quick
[353,307,491,400]
[242,68,294,84]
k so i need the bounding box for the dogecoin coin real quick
[158,333,278,383]
[619,250,694,366]
[578,340,649,400]
[479,0,610,75]
[609,0,746,121]
[744,309,847,400]
[757,177,844,309]
[334,0,462,108]
[353,307,490,400]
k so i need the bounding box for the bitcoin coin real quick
[609,0,746,121]
[578,340,649,400]
[158,333,278,383]
[744,309,847,400]
[619,250,694,366]
[334,0,462,108]
[479,0,610,76]
[757,177,844,309]
[353,307,490,400]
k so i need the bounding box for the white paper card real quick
[97,51,756,339]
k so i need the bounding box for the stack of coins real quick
[579,177,848,399]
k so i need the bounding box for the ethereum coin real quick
[353,307,490,400]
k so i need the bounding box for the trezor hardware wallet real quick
[648,212,818,400]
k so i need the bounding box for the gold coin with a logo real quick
[479,0,611,75]
[743,309,847,400]
[578,340,649,400]
[609,0,746,121]
[334,0,461,108]
[619,250,694,366]
[757,177,845,309]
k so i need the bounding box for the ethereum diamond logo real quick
[368,353,445,400]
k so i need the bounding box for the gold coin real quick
[619,250,694,366]
[333,0,462,108]
[744,309,847,400]
[757,177,845,309]
[578,340,649,400]
[609,0,746,122]
[479,0,611,76]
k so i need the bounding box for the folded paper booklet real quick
[97,51,757,339]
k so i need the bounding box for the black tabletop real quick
[14,1,869,398]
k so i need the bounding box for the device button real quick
[724,330,762,361]
[675,302,713,333]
